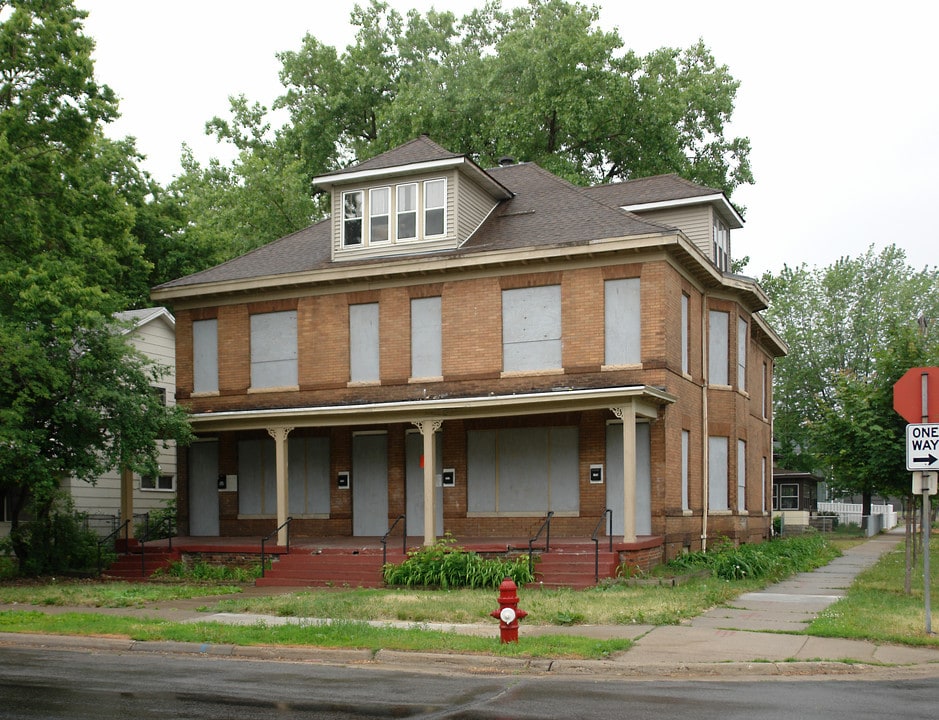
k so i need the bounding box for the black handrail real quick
[591,508,613,583]
[97,519,131,576]
[260,517,293,578]
[137,513,176,576]
[528,511,554,575]
[381,514,407,566]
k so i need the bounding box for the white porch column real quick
[267,426,294,546]
[413,419,443,547]
[611,402,637,543]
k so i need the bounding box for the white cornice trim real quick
[620,194,744,228]
[187,385,676,432]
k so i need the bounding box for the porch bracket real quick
[610,403,638,543]
[267,426,294,546]
[412,419,443,547]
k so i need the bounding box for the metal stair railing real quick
[591,508,613,583]
[260,517,293,578]
[381,514,407,567]
[528,511,554,576]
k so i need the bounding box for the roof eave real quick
[621,194,744,229]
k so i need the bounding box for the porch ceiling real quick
[187,385,675,433]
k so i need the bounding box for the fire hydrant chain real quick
[490,577,527,643]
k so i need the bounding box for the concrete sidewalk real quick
[1,529,937,678]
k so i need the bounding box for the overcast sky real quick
[78,0,938,278]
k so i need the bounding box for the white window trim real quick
[339,178,448,248]
[342,190,364,247]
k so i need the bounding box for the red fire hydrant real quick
[490,577,527,643]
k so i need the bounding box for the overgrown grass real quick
[0,581,244,608]
[154,560,263,583]
[0,611,630,659]
[663,532,840,581]
[807,534,939,647]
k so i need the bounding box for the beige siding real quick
[67,315,178,517]
[632,206,713,260]
[454,173,499,244]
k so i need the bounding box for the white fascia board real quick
[188,385,676,431]
[621,194,744,229]
[313,158,512,200]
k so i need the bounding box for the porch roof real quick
[187,385,675,433]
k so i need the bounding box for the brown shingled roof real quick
[583,173,722,206]
[317,136,464,178]
[154,158,677,292]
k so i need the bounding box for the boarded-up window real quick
[708,310,729,385]
[737,439,747,511]
[502,285,562,372]
[604,278,641,365]
[250,311,297,388]
[708,436,728,510]
[239,438,277,515]
[411,296,442,378]
[192,318,218,393]
[681,429,690,511]
[467,426,578,514]
[289,436,331,515]
[681,294,690,374]
[350,303,380,382]
[737,317,748,391]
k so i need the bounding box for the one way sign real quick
[906,423,939,470]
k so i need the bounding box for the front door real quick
[606,422,651,537]
[188,440,219,536]
[352,432,389,536]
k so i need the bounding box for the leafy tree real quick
[177,0,752,260]
[0,0,191,572]
[762,245,939,512]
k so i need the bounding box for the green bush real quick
[664,533,837,582]
[0,492,103,577]
[382,534,534,589]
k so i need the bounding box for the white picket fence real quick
[816,502,898,530]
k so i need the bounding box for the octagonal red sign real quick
[893,367,939,423]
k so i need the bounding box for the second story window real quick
[350,303,380,383]
[250,310,298,389]
[708,309,729,386]
[192,318,218,394]
[343,191,363,246]
[502,285,562,373]
[604,278,641,366]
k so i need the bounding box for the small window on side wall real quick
[141,474,175,491]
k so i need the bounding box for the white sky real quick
[78,0,938,277]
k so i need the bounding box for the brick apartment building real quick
[151,136,785,566]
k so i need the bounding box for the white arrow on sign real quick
[906,423,939,470]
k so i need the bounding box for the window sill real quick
[500,368,563,379]
[347,380,380,387]
[191,390,220,398]
[139,487,176,493]
[467,511,578,518]
[409,376,443,384]
[708,509,732,515]
[707,384,733,390]
[248,385,299,394]
[601,363,642,371]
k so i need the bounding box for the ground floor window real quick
[467,426,579,514]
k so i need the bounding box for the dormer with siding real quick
[313,137,513,262]
[585,175,743,272]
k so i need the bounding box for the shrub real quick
[153,559,262,583]
[382,534,534,588]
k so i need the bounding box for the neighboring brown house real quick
[151,137,786,567]
[772,469,821,513]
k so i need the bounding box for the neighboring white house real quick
[59,307,178,525]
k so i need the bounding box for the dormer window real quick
[397,183,417,239]
[369,187,390,243]
[424,179,446,236]
[341,178,448,249]
[713,217,729,272]
[343,191,363,246]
